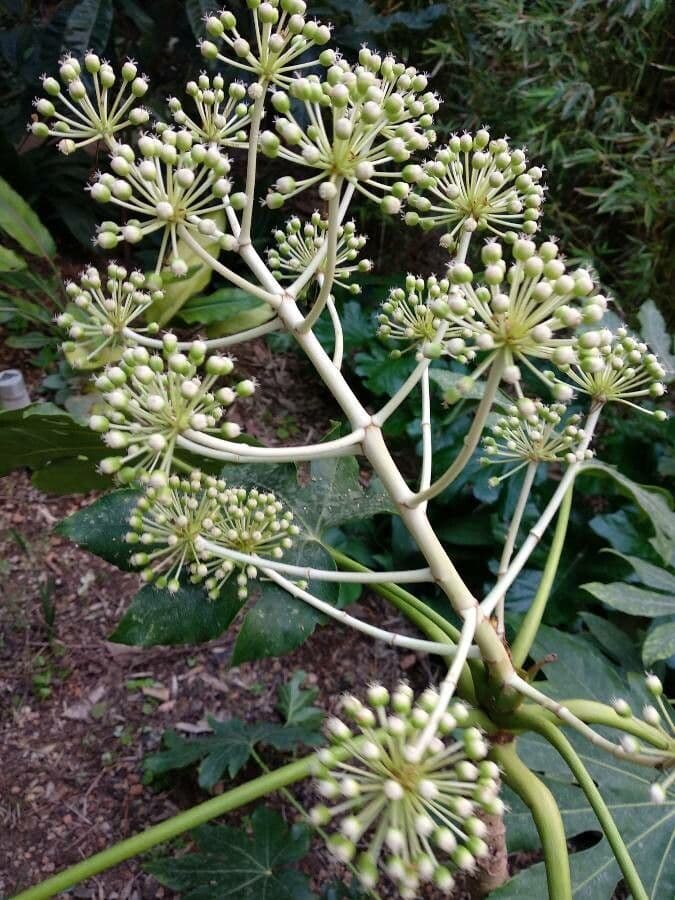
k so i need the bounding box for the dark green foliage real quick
[144,671,324,789]
[146,807,314,899]
[497,628,673,898]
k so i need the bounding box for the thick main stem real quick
[493,741,572,900]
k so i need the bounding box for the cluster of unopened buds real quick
[267,213,372,294]
[259,46,439,209]
[404,131,545,244]
[378,274,450,358]
[30,54,150,154]
[167,74,250,146]
[200,0,332,87]
[311,683,501,897]
[126,471,298,598]
[440,238,604,389]
[548,327,668,417]
[57,265,161,367]
[481,400,592,484]
[88,341,253,482]
[609,674,675,803]
[90,128,243,273]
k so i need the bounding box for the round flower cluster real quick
[377,274,450,358]
[404,131,545,246]
[441,238,606,389]
[90,129,244,274]
[311,683,501,897]
[57,265,161,368]
[259,47,439,210]
[88,340,252,482]
[550,328,668,418]
[30,54,149,154]
[167,74,250,147]
[481,399,592,485]
[126,471,298,598]
[200,0,332,87]
[267,213,372,295]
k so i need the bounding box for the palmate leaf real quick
[146,807,314,900]
[144,716,322,790]
[495,627,673,899]
[276,670,324,732]
[0,403,109,491]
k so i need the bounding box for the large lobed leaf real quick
[0,403,109,492]
[0,176,56,259]
[57,454,394,656]
[146,807,314,900]
[495,627,673,899]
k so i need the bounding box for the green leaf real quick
[185,0,214,39]
[582,582,675,617]
[147,807,313,899]
[578,612,642,671]
[605,551,675,593]
[276,670,324,733]
[63,0,114,57]
[0,176,56,259]
[0,403,108,487]
[6,331,52,349]
[145,714,322,790]
[643,622,675,666]
[579,461,675,565]
[31,457,110,494]
[497,628,673,899]
[55,489,140,569]
[110,579,243,647]
[179,287,275,332]
[0,245,26,271]
[637,300,675,383]
[231,542,338,665]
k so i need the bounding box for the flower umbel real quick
[57,265,161,368]
[311,684,501,897]
[267,213,371,295]
[441,238,605,390]
[405,131,544,246]
[553,327,667,418]
[89,340,250,482]
[377,274,450,358]
[200,1,332,87]
[31,55,149,154]
[481,399,593,485]
[90,129,241,275]
[260,47,438,210]
[167,74,250,147]
[127,471,298,597]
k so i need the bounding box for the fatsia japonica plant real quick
[15,2,674,898]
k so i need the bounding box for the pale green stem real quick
[525,713,649,900]
[301,187,341,332]
[492,741,572,900]
[495,461,537,639]
[263,566,478,658]
[481,404,603,618]
[11,749,332,900]
[239,88,266,244]
[198,540,432,584]
[507,673,671,766]
[511,486,573,668]
[177,425,363,463]
[122,318,281,351]
[177,225,280,306]
[419,367,432,508]
[411,352,506,505]
[326,295,344,369]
